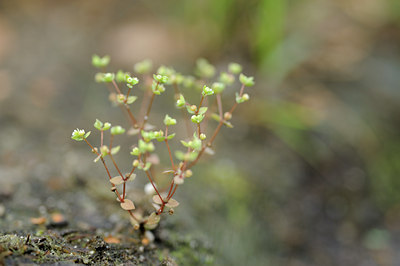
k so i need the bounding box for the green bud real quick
[151,81,165,95]
[176,94,186,108]
[224,112,232,120]
[94,119,103,130]
[92,54,110,68]
[164,114,177,126]
[126,76,139,86]
[195,58,215,78]
[219,72,235,85]
[153,74,169,84]
[191,133,202,151]
[138,139,155,152]
[116,70,129,83]
[235,92,250,103]
[146,142,155,152]
[183,76,195,88]
[133,159,140,167]
[103,73,115,83]
[154,130,163,138]
[103,122,111,131]
[239,73,255,87]
[100,145,109,157]
[228,63,242,74]
[139,139,147,153]
[170,73,184,85]
[200,133,206,140]
[212,82,225,94]
[117,94,125,103]
[157,66,175,77]
[95,73,105,83]
[71,128,88,141]
[130,147,140,156]
[191,114,205,124]
[111,125,126,135]
[202,85,214,96]
[134,59,152,74]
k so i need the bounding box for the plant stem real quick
[164,126,175,170]
[145,170,163,202]
[83,138,124,202]
[111,80,122,94]
[167,184,178,201]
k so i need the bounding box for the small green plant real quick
[72,55,254,231]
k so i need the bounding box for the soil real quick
[0,172,213,265]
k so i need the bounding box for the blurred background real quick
[1,0,400,265]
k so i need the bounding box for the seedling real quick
[72,55,254,231]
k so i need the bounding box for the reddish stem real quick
[145,170,163,203]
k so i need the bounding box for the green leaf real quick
[94,73,105,83]
[157,65,175,77]
[143,162,152,171]
[111,126,126,135]
[116,70,129,83]
[167,133,176,140]
[103,122,111,131]
[156,136,166,142]
[134,59,152,74]
[111,146,120,155]
[219,72,235,85]
[180,140,190,147]
[138,139,147,153]
[147,212,160,225]
[195,58,215,78]
[126,96,137,104]
[130,147,140,156]
[84,131,91,139]
[103,73,115,83]
[175,150,185,160]
[212,82,225,94]
[100,145,109,157]
[211,113,221,122]
[198,107,208,115]
[187,151,199,161]
[239,73,255,87]
[186,105,196,114]
[229,63,242,74]
[92,54,110,68]
[94,119,103,130]
[164,114,177,126]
